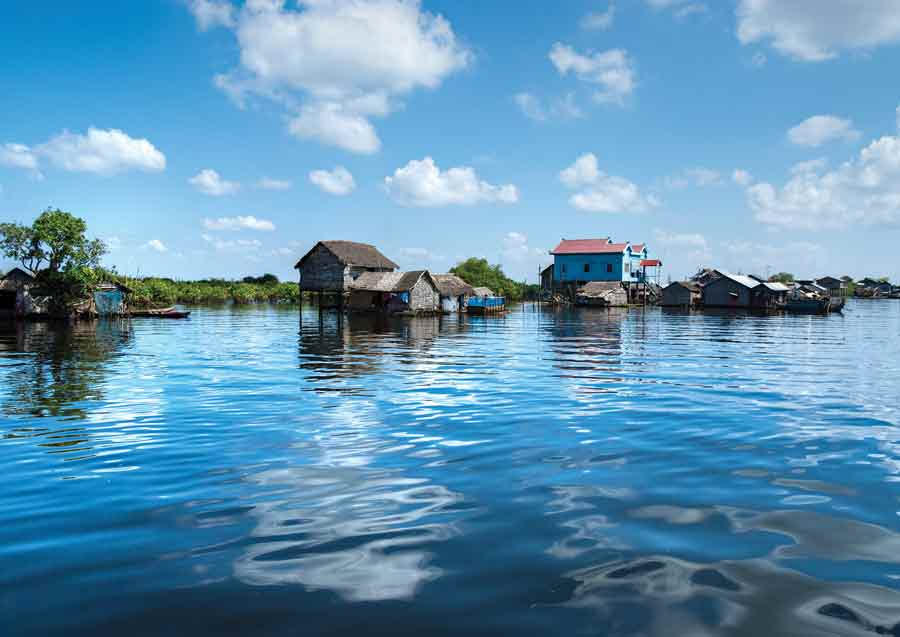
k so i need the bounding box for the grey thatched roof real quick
[577,281,623,297]
[472,286,494,297]
[295,240,399,270]
[350,270,436,293]
[0,267,34,283]
[433,274,476,297]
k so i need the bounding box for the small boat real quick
[130,306,191,319]
[785,296,844,314]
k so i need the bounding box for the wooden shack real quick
[294,240,398,294]
[701,272,759,308]
[0,268,35,318]
[348,270,440,314]
[661,281,700,308]
[433,274,476,313]
[575,281,628,307]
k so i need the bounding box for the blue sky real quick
[2,0,900,282]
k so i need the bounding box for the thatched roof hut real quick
[576,281,627,307]
[432,274,476,298]
[348,270,440,313]
[472,286,495,297]
[295,240,398,292]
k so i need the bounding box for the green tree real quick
[0,208,105,275]
[769,272,794,283]
[450,257,525,301]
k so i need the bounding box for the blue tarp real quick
[468,296,505,308]
[94,289,125,316]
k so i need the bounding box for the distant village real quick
[1,235,898,320]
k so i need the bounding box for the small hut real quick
[348,270,440,314]
[701,272,759,308]
[93,282,132,316]
[472,286,494,298]
[575,281,628,307]
[661,281,700,308]
[754,281,789,309]
[0,268,35,318]
[294,240,398,295]
[433,274,476,313]
[540,265,554,292]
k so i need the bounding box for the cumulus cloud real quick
[257,177,291,190]
[203,215,275,231]
[0,143,40,174]
[560,153,658,213]
[736,0,900,61]
[12,128,166,176]
[384,157,518,207]
[143,239,168,253]
[309,166,356,196]
[665,167,721,189]
[787,115,860,147]
[502,231,546,264]
[188,0,235,30]
[653,228,711,264]
[189,169,239,196]
[513,92,582,121]
[201,233,263,251]
[744,118,900,229]
[723,239,826,274]
[732,169,753,186]
[549,43,636,104]
[203,0,471,153]
[581,4,615,30]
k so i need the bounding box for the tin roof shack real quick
[575,281,628,307]
[93,283,131,317]
[294,240,398,294]
[856,278,893,297]
[702,272,760,308]
[0,268,35,318]
[540,264,553,292]
[472,286,495,297]
[755,281,789,310]
[816,276,847,296]
[433,274,476,313]
[348,270,439,315]
[661,281,700,308]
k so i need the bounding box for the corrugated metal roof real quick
[760,281,789,292]
[639,259,662,267]
[716,271,761,289]
[550,238,629,255]
[472,286,494,297]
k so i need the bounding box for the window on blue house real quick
[584,263,590,273]
[606,263,613,273]
[561,264,567,273]
[625,262,630,272]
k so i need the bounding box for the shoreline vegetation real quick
[0,209,540,315]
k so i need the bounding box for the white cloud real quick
[384,157,518,207]
[36,128,165,176]
[502,231,546,262]
[732,169,753,186]
[722,240,826,274]
[653,229,708,249]
[736,0,900,61]
[549,43,636,104]
[309,166,356,196]
[188,0,235,30]
[513,92,582,122]
[745,120,900,229]
[581,4,615,30]
[288,102,381,154]
[144,239,168,253]
[787,115,860,147]
[560,153,658,213]
[646,0,708,19]
[203,215,275,231]
[750,52,767,67]
[896,105,900,131]
[0,143,39,173]
[104,236,122,251]
[189,168,239,196]
[665,167,721,189]
[206,0,470,153]
[201,234,263,251]
[257,177,291,190]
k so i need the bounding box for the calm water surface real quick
[2,301,900,636]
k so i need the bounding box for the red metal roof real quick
[631,243,646,254]
[551,239,629,255]
[640,259,662,267]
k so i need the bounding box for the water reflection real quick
[0,320,132,419]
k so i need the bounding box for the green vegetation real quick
[450,257,539,302]
[769,272,794,283]
[0,208,107,315]
[123,275,300,307]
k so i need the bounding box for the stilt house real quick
[294,241,399,294]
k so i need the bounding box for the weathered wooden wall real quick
[299,244,348,292]
[661,285,692,307]
[410,277,439,311]
[703,278,751,308]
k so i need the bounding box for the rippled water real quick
[2,301,900,636]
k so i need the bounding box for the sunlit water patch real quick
[1,301,900,635]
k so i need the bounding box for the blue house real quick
[550,238,650,285]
